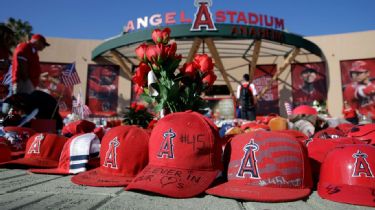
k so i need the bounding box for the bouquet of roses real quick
[122,102,154,128]
[132,28,217,116]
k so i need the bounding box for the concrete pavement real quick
[0,169,372,210]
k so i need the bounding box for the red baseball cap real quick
[313,127,345,139]
[348,124,375,145]
[305,137,364,164]
[0,133,68,168]
[241,122,270,132]
[206,131,313,202]
[292,105,317,116]
[29,133,100,175]
[336,123,355,135]
[318,144,375,207]
[3,126,36,158]
[126,111,223,198]
[0,142,11,163]
[31,34,50,46]
[349,60,368,73]
[275,129,308,143]
[304,137,365,182]
[71,125,149,187]
[62,120,96,137]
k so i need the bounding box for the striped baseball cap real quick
[29,133,100,175]
[206,130,312,202]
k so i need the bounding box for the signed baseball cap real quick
[71,125,149,187]
[318,144,375,207]
[206,131,313,202]
[126,111,223,198]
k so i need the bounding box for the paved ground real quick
[0,168,372,210]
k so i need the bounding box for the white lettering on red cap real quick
[352,150,374,178]
[103,137,120,169]
[237,139,260,179]
[28,134,45,154]
[157,128,176,159]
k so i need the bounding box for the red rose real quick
[180,62,199,79]
[194,54,214,73]
[202,72,217,86]
[135,104,146,112]
[146,44,166,65]
[130,102,137,109]
[133,84,144,96]
[132,62,150,86]
[165,42,177,58]
[135,43,148,62]
[152,28,171,44]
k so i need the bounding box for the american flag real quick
[72,91,92,119]
[284,102,293,116]
[61,63,81,86]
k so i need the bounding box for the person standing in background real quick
[0,24,14,100]
[236,73,257,121]
[11,34,50,94]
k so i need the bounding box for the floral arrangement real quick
[122,102,154,128]
[132,28,217,116]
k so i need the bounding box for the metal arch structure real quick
[91,23,324,97]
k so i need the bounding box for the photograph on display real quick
[291,62,327,107]
[203,96,236,120]
[252,64,279,115]
[340,58,375,120]
[86,64,119,116]
[39,63,74,117]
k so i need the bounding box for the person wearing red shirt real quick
[88,66,118,116]
[343,61,375,121]
[11,34,50,94]
[293,66,326,106]
[342,100,358,124]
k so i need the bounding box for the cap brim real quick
[0,158,58,169]
[44,42,50,46]
[28,168,68,175]
[71,168,134,187]
[10,151,25,159]
[125,165,220,198]
[206,180,311,202]
[29,158,100,175]
[318,182,375,207]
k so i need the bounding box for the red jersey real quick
[12,42,41,87]
[344,82,375,120]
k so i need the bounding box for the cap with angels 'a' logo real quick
[0,133,68,168]
[206,131,313,202]
[318,144,375,207]
[71,125,150,187]
[126,111,223,198]
[29,133,100,175]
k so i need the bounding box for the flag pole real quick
[51,84,66,119]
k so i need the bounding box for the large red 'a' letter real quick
[191,0,217,31]
[103,137,120,169]
[352,150,374,177]
[237,139,260,179]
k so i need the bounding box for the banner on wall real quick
[291,62,327,107]
[39,63,73,117]
[86,65,119,117]
[340,58,375,120]
[252,64,279,115]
